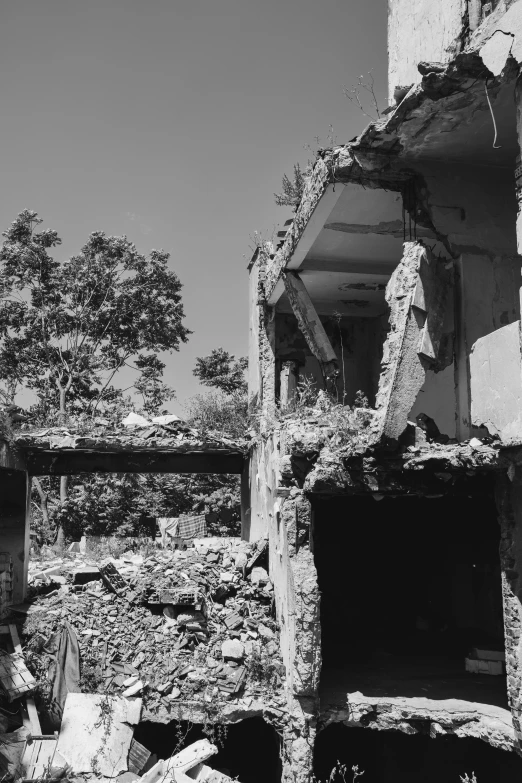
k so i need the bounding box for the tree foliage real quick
[193,347,247,395]
[0,210,190,418]
[274,163,307,209]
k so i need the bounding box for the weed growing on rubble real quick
[245,650,280,689]
[312,762,364,783]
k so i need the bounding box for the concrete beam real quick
[283,272,338,382]
[25,449,244,476]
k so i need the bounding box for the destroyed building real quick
[244,0,522,779]
[4,1,522,782]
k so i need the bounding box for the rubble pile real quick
[22,537,285,720]
[14,412,247,453]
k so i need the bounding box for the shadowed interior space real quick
[133,717,281,783]
[312,489,507,710]
[313,724,522,783]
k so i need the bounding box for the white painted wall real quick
[388,0,466,102]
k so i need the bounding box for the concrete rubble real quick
[22,537,285,722]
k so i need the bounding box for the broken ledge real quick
[142,696,287,730]
[321,691,515,752]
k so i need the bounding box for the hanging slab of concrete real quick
[470,320,522,444]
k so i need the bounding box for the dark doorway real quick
[134,717,281,783]
[314,724,522,783]
[313,489,507,709]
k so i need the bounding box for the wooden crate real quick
[21,736,57,781]
[0,649,36,702]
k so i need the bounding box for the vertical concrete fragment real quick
[496,467,522,750]
[247,249,276,421]
[376,242,451,440]
[275,492,320,783]
[280,361,299,410]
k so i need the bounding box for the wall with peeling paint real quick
[414,161,521,438]
[388,0,467,102]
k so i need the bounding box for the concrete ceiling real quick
[273,182,422,316]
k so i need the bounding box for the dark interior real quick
[313,490,507,708]
[313,724,522,783]
[134,717,281,783]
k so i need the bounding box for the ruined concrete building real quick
[5,1,522,781]
[244,0,522,778]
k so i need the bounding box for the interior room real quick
[312,487,507,710]
[313,724,521,783]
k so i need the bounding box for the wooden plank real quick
[283,272,338,383]
[9,624,22,654]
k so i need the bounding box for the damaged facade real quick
[5,1,522,782]
[244,0,522,779]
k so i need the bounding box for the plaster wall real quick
[388,0,466,102]
[470,320,522,442]
[415,161,520,438]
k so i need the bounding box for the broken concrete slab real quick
[323,691,515,752]
[55,693,142,776]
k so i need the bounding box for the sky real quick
[0,0,388,416]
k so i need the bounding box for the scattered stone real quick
[221,639,244,661]
[250,567,269,586]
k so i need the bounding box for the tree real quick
[193,348,247,395]
[0,210,190,543]
[274,163,307,209]
[0,210,190,421]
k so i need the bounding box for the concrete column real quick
[496,466,522,750]
[280,361,299,410]
[0,469,30,604]
[515,81,522,256]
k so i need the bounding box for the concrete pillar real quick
[280,361,299,410]
[496,466,522,750]
[0,469,30,604]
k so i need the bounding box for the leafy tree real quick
[0,210,190,420]
[0,210,190,544]
[274,163,307,209]
[193,347,247,395]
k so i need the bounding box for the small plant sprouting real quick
[461,774,478,783]
[344,72,381,121]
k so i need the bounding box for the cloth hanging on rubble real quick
[157,515,207,542]
[177,514,207,540]
[44,620,81,729]
[0,727,29,779]
[157,517,178,547]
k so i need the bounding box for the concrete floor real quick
[320,654,509,710]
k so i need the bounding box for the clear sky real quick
[0,0,388,416]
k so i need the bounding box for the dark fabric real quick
[0,727,29,779]
[44,620,81,729]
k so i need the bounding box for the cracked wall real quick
[388,0,468,103]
